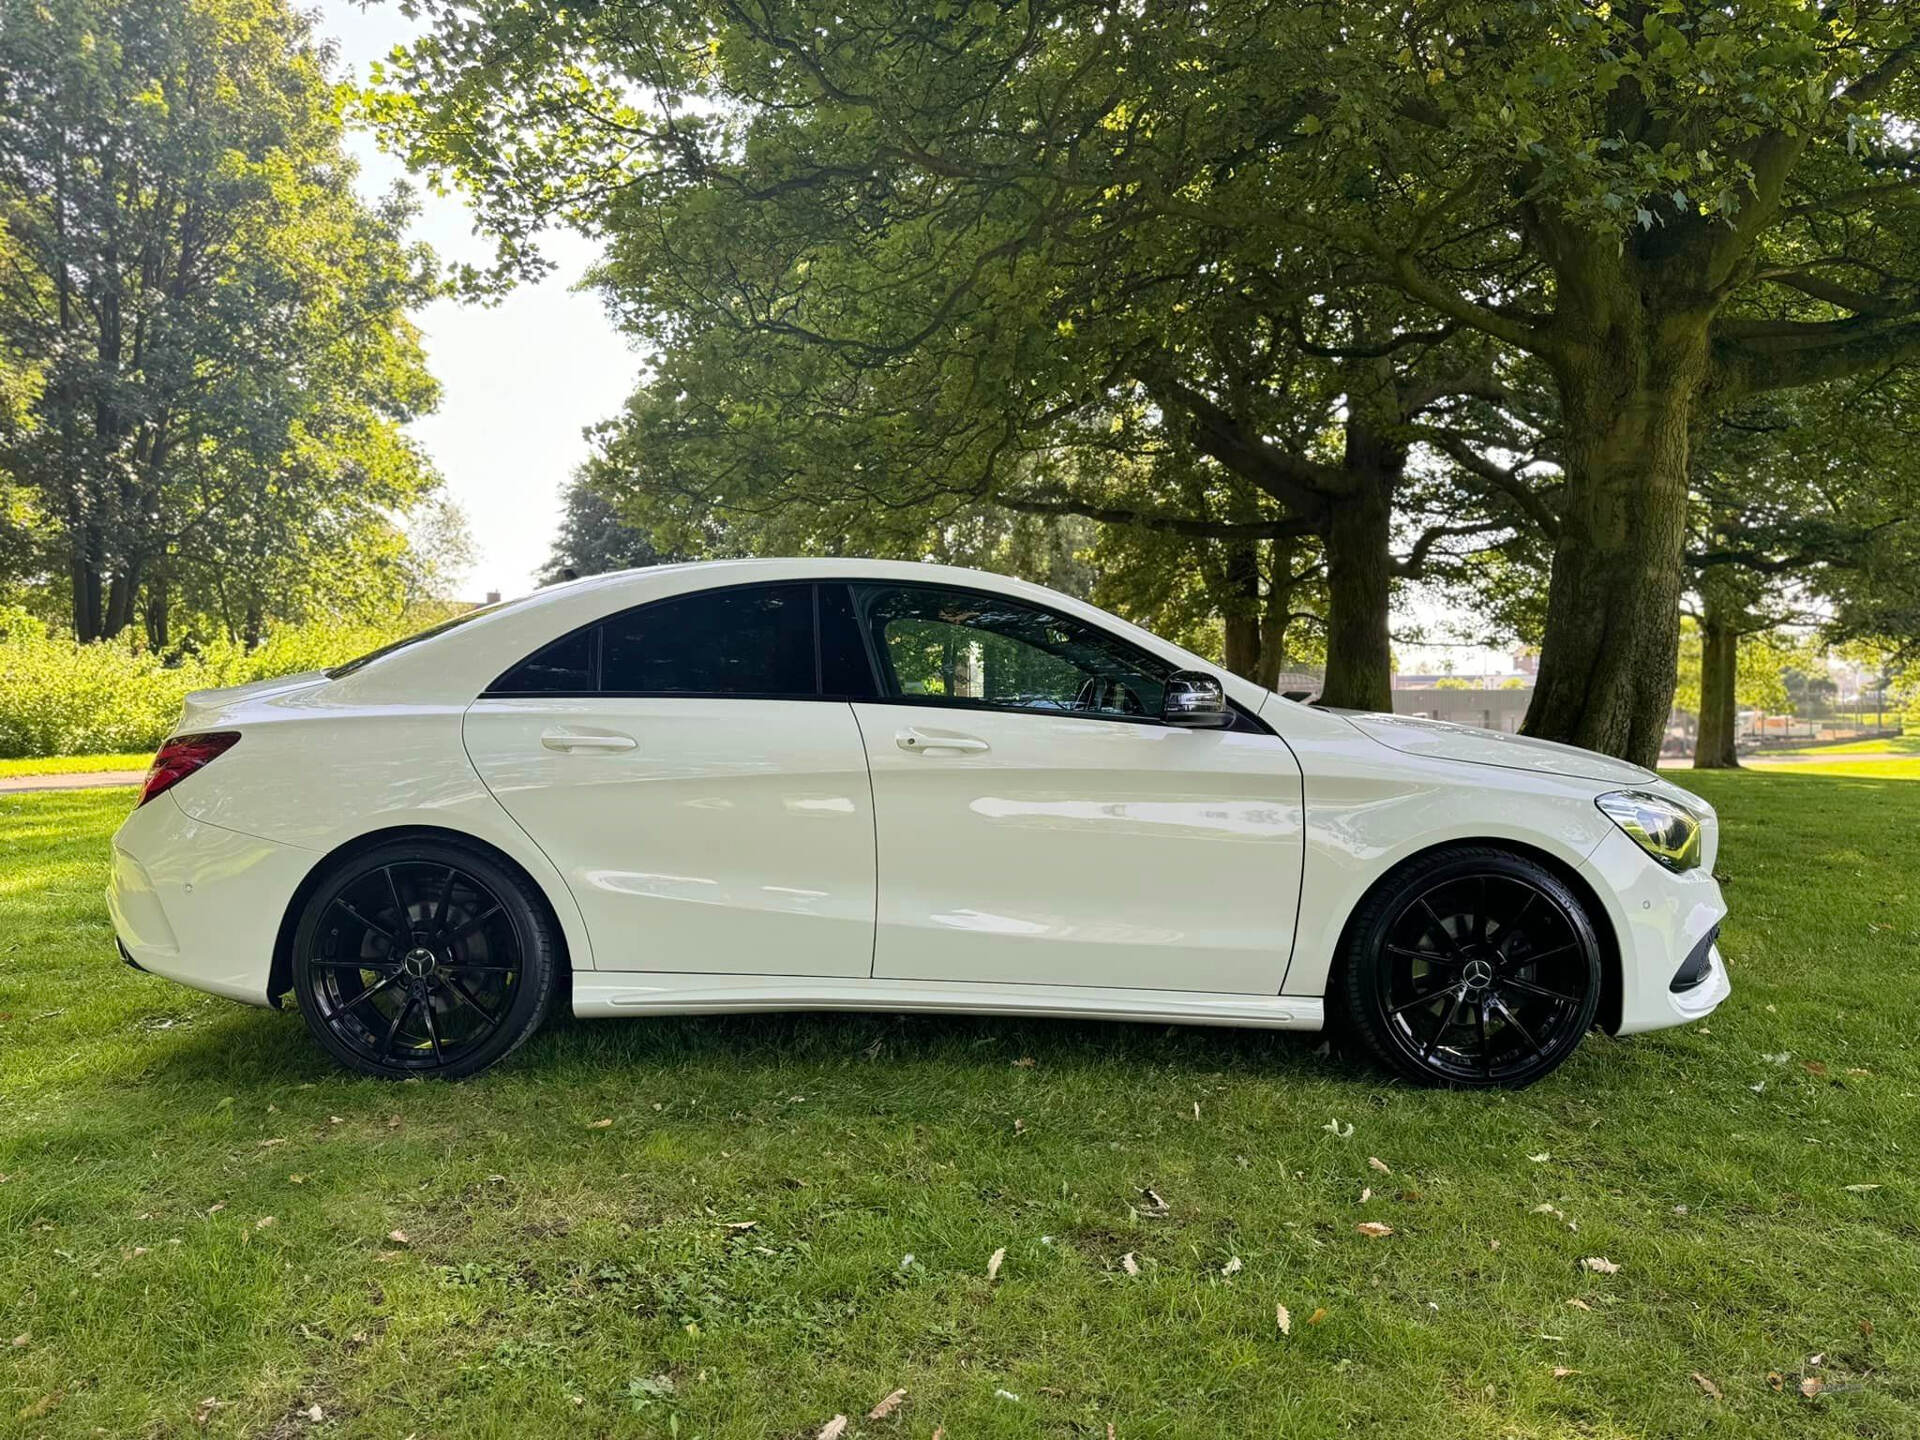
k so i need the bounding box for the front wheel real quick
[290,839,559,1079]
[1339,847,1602,1089]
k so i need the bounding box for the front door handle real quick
[895,727,990,754]
[540,728,637,753]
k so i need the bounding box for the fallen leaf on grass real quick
[1580,1256,1619,1274]
[1359,1187,1373,1204]
[1844,1183,1880,1192]
[328,1116,343,1125]
[255,1216,276,1230]
[867,1388,907,1420]
[586,1118,613,1129]
[1121,1252,1140,1276]
[1528,1152,1551,1163]
[817,1415,848,1440]
[1139,1187,1170,1217]
[1221,1255,1242,1277]
[721,1220,758,1233]
[1800,1376,1823,1398]
[1307,1307,1328,1326]
[1551,1367,1577,1379]
[1011,1056,1035,1068]
[1565,1298,1592,1311]
[304,1402,324,1422]
[257,1138,286,1149]
[1355,1222,1393,1238]
[386,1115,402,1128]
[1321,1118,1353,1139]
[1802,1061,1828,1076]
[1276,1303,1291,1335]
[193,1397,220,1427]
[1368,1156,1391,1175]
[18,1392,61,1420]
[206,1203,226,1214]
[1691,1372,1721,1400]
[9,1334,25,1348]
[987,1247,1006,1281]
[387,1229,410,1246]
[1768,1372,1785,1391]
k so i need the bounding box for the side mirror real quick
[1162,670,1233,728]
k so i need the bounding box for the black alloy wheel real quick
[291,839,559,1079]
[1340,847,1602,1088]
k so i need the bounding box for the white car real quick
[107,559,1729,1087]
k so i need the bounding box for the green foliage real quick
[0,0,447,643]
[0,604,439,757]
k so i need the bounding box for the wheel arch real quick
[1325,836,1624,1036]
[267,824,575,1009]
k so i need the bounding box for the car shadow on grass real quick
[128,997,1373,1093]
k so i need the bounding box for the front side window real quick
[855,584,1174,719]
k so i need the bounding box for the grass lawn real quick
[1764,734,1918,758]
[3,776,1917,1438]
[0,753,151,779]
[1746,757,1920,781]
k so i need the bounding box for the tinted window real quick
[855,584,1174,719]
[601,583,815,696]
[819,583,879,698]
[492,628,596,694]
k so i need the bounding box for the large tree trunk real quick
[1693,586,1741,770]
[69,522,105,643]
[103,559,142,640]
[1253,536,1302,691]
[1317,432,1396,712]
[1523,311,1707,768]
[1219,540,1262,680]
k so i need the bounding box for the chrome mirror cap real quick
[1163,671,1233,728]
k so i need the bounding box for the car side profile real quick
[107,559,1730,1087]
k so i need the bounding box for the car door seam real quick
[844,701,882,979]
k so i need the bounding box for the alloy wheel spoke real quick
[332,898,397,944]
[379,996,415,1061]
[1416,899,1463,957]
[1502,976,1581,1006]
[1421,985,1470,1060]
[441,973,501,1029]
[1491,994,1543,1055]
[309,956,402,972]
[1385,943,1459,971]
[383,866,411,937]
[446,905,504,947]
[420,996,445,1064]
[1476,999,1491,1076]
[342,969,407,1011]
[1500,941,1578,973]
[431,866,458,934]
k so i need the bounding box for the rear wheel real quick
[290,839,558,1079]
[1339,847,1602,1089]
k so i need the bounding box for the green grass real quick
[0,752,150,779]
[3,776,1917,1437]
[1746,756,1920,780]
[1762,734,1920,758]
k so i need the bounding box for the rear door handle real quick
[540,728,637,752]
[895,727,990,754]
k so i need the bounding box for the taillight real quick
[138,731,240,808]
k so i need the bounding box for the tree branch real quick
[991,491,1316,541]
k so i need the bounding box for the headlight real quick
[1596,791,1702,872]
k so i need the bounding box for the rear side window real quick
[492,628,595,694]
[600,583,815,696]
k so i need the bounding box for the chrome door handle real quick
[895,727,990,754]
[540,729,637,752]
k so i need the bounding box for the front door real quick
[846,582,1305,994]
[463,582,877,977]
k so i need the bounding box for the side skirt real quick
[572,973,1325,1032]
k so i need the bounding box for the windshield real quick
[326,599,515,679]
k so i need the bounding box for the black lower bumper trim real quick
[1669,926,1719,993]
[117,938,146,973]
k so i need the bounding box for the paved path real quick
[0,769,144,794]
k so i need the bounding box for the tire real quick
[1338,846,1602,1089]
[290,838,560,1079]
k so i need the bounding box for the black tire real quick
[290,838,559,1079]
[1338,846,1602,1089]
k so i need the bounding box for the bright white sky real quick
[321,1,637,602]
[317,2,1508,671]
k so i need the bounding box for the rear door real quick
[844,582,1305,994]
[463,582,877,976]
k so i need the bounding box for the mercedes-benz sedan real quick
[108,559,1729,1087]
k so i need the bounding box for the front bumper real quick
[107,794,315,1007]
[1578,826,1731,1035]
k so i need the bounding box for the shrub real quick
[0,607,429,758]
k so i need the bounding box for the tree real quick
[539,476,678,585]
[368,0,1564,711]
[0,0,442,643]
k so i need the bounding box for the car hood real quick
[1338,710,1656,785]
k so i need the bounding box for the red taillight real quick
[138,731,240,808]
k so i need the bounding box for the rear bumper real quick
[107,795,314,1007]
[1578,828,1731,1035]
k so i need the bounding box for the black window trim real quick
[477,574,1272,735]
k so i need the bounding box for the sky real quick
[315,2,1514,673]
[320,1,638,603]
